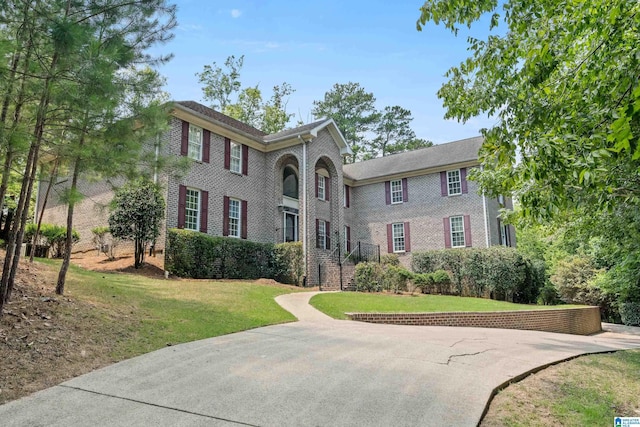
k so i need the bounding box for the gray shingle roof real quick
[174,101,267,138]
[342,136,484,182]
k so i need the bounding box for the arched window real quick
[283,166,298,199]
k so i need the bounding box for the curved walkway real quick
[1,291,640,426]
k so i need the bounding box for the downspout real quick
[481,166,490,248]
[298,135,308,285]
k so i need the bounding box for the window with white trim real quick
[317,175,326,200]
[391,179,403,204]
[228,198,241,238]
[185,189,200,231]
[450,215,465,248]
[392,223,405,253]
[447,170,462,196]
[318,220,327,249]
[188,125,202,161]
[230,142,242,174]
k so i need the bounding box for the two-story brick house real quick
[38,100,514,288]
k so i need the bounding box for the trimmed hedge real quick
[274,242,304,286]
[166,229,281,280]
[412,247,545,303]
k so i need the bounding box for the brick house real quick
[38,100,514,288]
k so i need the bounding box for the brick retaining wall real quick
[345,307,602,335]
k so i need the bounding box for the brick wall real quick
[350,169,488,268]
[346,306,602,335]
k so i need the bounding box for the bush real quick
[165,229,281,280]
[354,262,384,292]
[619,302,640,326]
[382,265,413,293]
[415,270,451,294]
[25,223,80,258]
[274,242,304,286]
[380,254,400,267]
[412,247,544,302]
[539,282,560,305]
[551,256,601,304]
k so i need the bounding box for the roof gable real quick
[172,101,352,156]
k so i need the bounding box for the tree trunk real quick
[56,160,80,295]
[0,49,60,309]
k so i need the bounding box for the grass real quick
[482,350,640,426]
[39,260,303,359]
[309,292,585,319]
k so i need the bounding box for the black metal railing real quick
[343,241,380,265]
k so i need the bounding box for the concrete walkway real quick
[2,292,640,426]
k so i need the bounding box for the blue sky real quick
[154,0,497,143]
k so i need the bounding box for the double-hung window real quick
[392,223,405,253]
[450,215,465,248]
[230,142,242,174]
[184,189,200,231]
[391,180,403,204]
[447,170,462,196]
[188,125,202,161]
[317,175,326,200]
[228,198,241,238]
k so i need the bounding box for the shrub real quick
[551,256,601,304]
[415,270,451,294]
[619,302,640,326]
[354,262,384,292]
[412,247,544,302]
[380,254,400,267]
[539,282,560,305]
[25,223,80,258]
[165,229,281,280]
[382,265,413,293]
[274,242,304,285]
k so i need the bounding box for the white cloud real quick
[231,9,242,18]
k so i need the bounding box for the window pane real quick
[318,220,326,249]
[450,216,465,247]
[447,170,461,195]
[188,125,202,160]
[393,223,405,252]
[391,180,403,204]
[229,199,240,237]
[318,175,325,200]
[185,189,199,231]
[230,143,241,173]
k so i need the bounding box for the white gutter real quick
[298,135,308,282]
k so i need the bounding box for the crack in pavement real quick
[58,385,259,426]
[438,348,497,366]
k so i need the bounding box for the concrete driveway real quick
[2,292,640,426]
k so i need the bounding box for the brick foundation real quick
[345,306,602,335]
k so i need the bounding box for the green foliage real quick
[370,106,433,157]
[551,256,601,304]
[381,265,414,293]
[165,229,282,280]
[619,303,640,326]
[274,242,304,286]
[108,179,165,268]
[539,283,560,305]
[412,247,544,303]
[414,270,451,294]
[24,223,79,258]
[354,262,384,292]
[196,55,295,133]
[380,253,400,267]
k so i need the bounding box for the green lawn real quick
[482,350,640,426]
[309,292,585,319]
[40,260,303,358]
